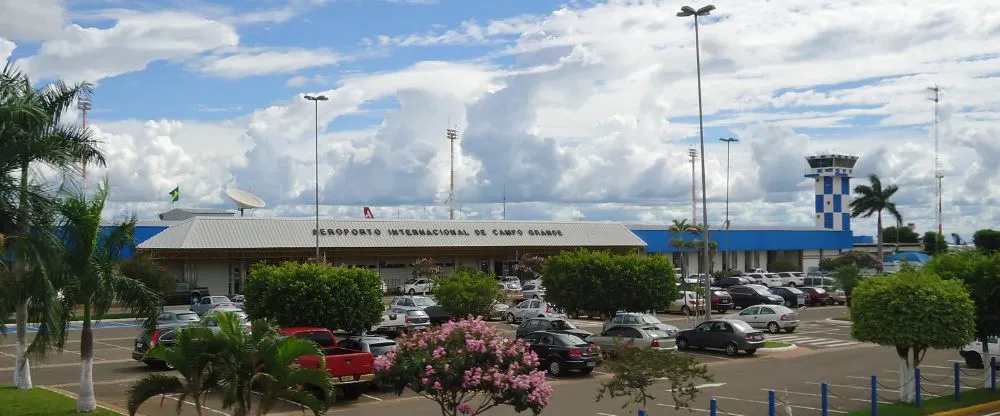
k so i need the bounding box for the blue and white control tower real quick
[804,154,859,231]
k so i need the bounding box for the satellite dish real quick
[226,188,266,216]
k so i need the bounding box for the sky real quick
[2,0,999,240]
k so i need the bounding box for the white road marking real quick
[804,339,856,346]
[712,394,847,414]
[820,341,861,348]
[596,412,617,416]
[0,358,134,371]
[164,394,231,416]
[362,394,383,402]
[758,388,892,404]
[592,371,610,375]
[804,381,871,391]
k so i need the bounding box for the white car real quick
[667,291,706,315]
[191,296,237,316]
[505,299,563,324]
[230,295,245,309]
[758,273,784,287]
[959,336,1000,369]
[776,272,806,287]
[399,278,434,295]
[200,308,251,331]
[522,283,546,299]
[500,276,522,292]
[736,305,799,334]
[372,309,406,336]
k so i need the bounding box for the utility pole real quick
[78,98,92,199]
[447,128,459,220]
[928,85,943,244]
[689,147,697,225]
[502,183,507,220]
[719,137,738,272]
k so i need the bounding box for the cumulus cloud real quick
[195,49,343,78]
[0,0,67,42]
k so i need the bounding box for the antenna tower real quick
[689,148,697,224]
[928,85,943,238]
[502,183,507,220]
[447,128,459,220]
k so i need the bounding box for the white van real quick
[958,336,1000,368]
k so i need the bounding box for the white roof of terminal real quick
[626,224,839,231]
[137,217,646,250]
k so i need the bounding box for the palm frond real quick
[126,374,184,416]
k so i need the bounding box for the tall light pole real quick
[678,4,715,321]
[719,137,738,271]
[688,148,697,224]
[928,85,943,248]
[304,94,328,262]
[78,98,92,199]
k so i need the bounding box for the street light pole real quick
[304,94,329,263]
[719,137,738,272]
[678,4,716,322]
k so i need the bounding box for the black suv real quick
[516,317,593,340]
[710,288,734,313]
[521,331,601,376]
[726,285,784,309]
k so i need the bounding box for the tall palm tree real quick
[0,63,105,389]
[57,184,161,411]
[849,174,903,270]
[126,327,223,416]
[669,219,698,276]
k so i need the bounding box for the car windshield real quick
[176,313,199,321]
[784,287,804,295]
[404,279,418,284]
[412,297,437,307]
[729,321,754,332]
[641,315,661,325]
[554,333,589,346]
[407,310,428,317]
[369,343,397,355]
[551,320,578,330]
[751,287,771,295]
[294,331,335,348]
[211,297,231,303]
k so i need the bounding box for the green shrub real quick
[432,268,502,318]
[244,262,383,334]
[117,256,176,297]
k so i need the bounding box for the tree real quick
[57,185,162,411]
[818,250,880,272]
[513,253,545,282]
[412,258,444,280]
[669,219,698,276]
[972,229,1000,253]
[850,270,975,402]
[126,327,222,416]
[596,341,712,414]
[375,317,552,416]
[669,238,691,277]
[882,226,920,244]
[0,62,104,390]
[542,249,678,319]
[244,262,383,335]
[117,255,176,298]
[925,251,1000,386]
[432,268,502,319]
[832,265,862,305]
[849,174,903,270]
[922,231,949,254]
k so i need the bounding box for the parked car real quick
[522,283,546,299]
[338,335,398,358]
[132,327,180,370]
[516,317,593,340]
[759,273,784,287]
[776,272,806,287]
[190,296,237,316]
[803,276,837,287]
[816,285,847,305]
[200,308,251,331]
[742,273,765,285]
[675,319,766,356]
[279,327,375,400]
[586,325,674,352]
[569,308,605,320]
[398,278,434,295]
[736,305,799,334]
[959,336,1000,368]
[165,283,210,306]
[506,299,564,324]
[714,276,753,288]
[153,310,201,328]
[388,308,431,332]
[389,295,452,324]
[667,291,706,315]
[602,313,679,336]
[522,331,601,376]
[487,301,510,321]
[710,288,734,313]
[372,309,407,336]
[726,285,783,309]
[230,294,245,309]
[499,276,522,292]
[799,286,832,306]
[768,286,807,308]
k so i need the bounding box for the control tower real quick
[804,154,859,231]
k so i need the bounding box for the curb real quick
[758,343,797,353]
[39,385,133,415]
[824,318,852,326]
[931,399,1000,416]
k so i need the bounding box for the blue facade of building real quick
[100,224,169,260]
[630,228,854,253]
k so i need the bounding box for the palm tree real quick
[57,185,161,411]
[126,327,223,416]
[849,174,903,270]
[0,63,104,389]
[669,219,698,276]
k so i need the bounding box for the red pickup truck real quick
[279,327,375,400]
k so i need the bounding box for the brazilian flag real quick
[169,186,179,203]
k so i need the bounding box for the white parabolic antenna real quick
[226,188,266,216]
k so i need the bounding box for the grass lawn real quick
[763,341,792,348]
[845,388,1000,415]
[0,386,121,415]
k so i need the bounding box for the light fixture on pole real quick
[304,94,328,263]
[678,3,716,321]
[719,137,738,271]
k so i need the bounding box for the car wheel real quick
[408,288,416,295]
[340,384,364,400]
[676,338,689,351]
[506,313,516,324]
[965,352,984,369]
[787,282,796,287]
[680,306,691,316]
[784,327,796,333]
[745,348,757,356]
[725,342,739,356]
[784,300,793,307]
[548,360,563,376]
[767,322,781,334]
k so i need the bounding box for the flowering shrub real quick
[374,316,552,416]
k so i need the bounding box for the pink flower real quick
[432,346,446,359]
[457,403,473,414]
[422,377,430,385]
[424,365,436,376]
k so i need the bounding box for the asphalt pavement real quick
[11,304,969,416]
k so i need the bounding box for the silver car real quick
[505,299,564,324]
[586,325,674,352]
[735,305,799,334]
[191,296,237,316]
[602,312,679,337]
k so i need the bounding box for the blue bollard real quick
[821,382,829,416]
[769,389,776,416]
[954,362,960,401]
[993,357,997,392]
[637,409,646,416]
[710,398,717,416]
[915,368,922,408]
[871,375,878,416]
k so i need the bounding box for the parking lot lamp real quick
[304,94,328,262]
